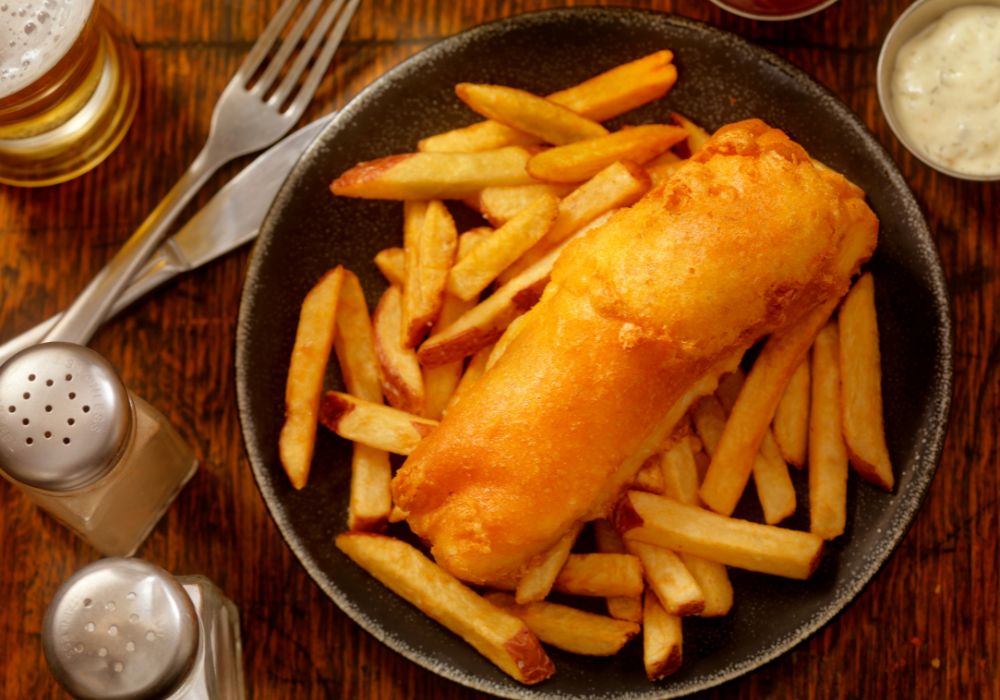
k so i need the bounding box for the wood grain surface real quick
[0,1,996,698]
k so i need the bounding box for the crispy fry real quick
[717,370,797,525]
[773,355,810,468]
[839,272,894,490]
[661,438,701,506]
[446,193,559,301]
[373,286,424,414]
[679,553,733,617]
[418,243,562,367]
[445,344,493,411]
[332,270,392,530]
[671,112,711,154]
[628,540,704,616]
[809,321,849,539]
[456,83,609,145]
[476,183,574,227]
[374,246,405,286]
[515,523,583,604]
[527,124,687,183]
[592,520,643,623]
[418,51,677,152]
[499,160,650,282]
[319,391,437,455]
[616,491,824,580]
[631,455,667,494]
[330,147,536,200]
[642,589,683,681]
[279,267,344,490]
[336,533,554,684]
[644,150,684,187]
[700,298,839,516]
[485,592,640,656]
[401,200,457,347]
[552,553,644,598]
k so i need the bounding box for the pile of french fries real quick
[277,51,894,685]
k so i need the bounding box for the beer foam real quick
[0,0,94,98]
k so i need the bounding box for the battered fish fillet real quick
[391,119,878,586]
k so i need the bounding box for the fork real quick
[41,0,360,346]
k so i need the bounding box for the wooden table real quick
[1,1,996,697]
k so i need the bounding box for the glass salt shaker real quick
[42,558,247,699]
[0,343,198,556]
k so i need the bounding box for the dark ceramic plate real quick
[236,8,952,698]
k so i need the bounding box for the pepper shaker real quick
[42,558,247,699]
[0,343,198,556]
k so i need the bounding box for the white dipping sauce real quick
[891,5,1000,176]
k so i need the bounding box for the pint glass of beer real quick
[0,1,141,186]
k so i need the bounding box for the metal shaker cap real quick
[42,558,200,700]
[0,342,132,490]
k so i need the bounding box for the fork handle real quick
[43,145,228,345]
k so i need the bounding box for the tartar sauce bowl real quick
[877,0,1000,181]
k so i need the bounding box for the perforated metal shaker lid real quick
[42,558,200,700]
[0,342,132,491]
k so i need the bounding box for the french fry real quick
[319,391,437,455]
[671,112,711,154]
[552,553,645,598]
[422,229,488,419]
[592,520,643,623]
[499,160,650,282]
[644,150,684,188]
[279,267,345,490]
[402,200,458,347]
[515,523,583,604]
[446,193,559,301]
[332,270,392,530]
[809,321,849,540]
[527,124,687,183]
[700,298,839,516]
[456,83,609,145]
[419,243,561,367]
[627,540,705,616]
[631,455,667,494]
[679,553,733,617]
[716,370,797,525]
[418,51,677,152]
[476,183,574,227]
[773,355,810,468]
[445,344,493,411]
[374,246,405,286]
[660,438,701,506]
[373,286,425,414]
[330,146,536,200]
[484,592,640,656]
[839,272,893,490]
[336,533,554,684]
[642,589,683,681]
[616,491,824,580]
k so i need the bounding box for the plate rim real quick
[235,7,954,698]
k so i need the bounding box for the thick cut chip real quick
[515,523,584,604]
[279,266,344,490]
[552,554,644,598]
[319,391,437,455]
[485,592,640,656]
[700,298,839,516]
[773,355,811,468]
[374,247,405,286]
[839,272,894,490]
[809,321,849,539]
[627,540,704,616]
[418,51,677,152]
[660,438,701,506]
[402,200,458,347]
[330,147,536,200]
[476,183,574,227]
[592,520,643,623]
[642,589,683,681]
[616,491,824,580]
[336,533,554,684]
[348,443,392,532]
[373,286,425,415]
[631,455,667,494]
[679,553,733,617]
[527,124,687,183]
[446,193,558,301]
[456,83,609,145]
[671,112,711,154]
